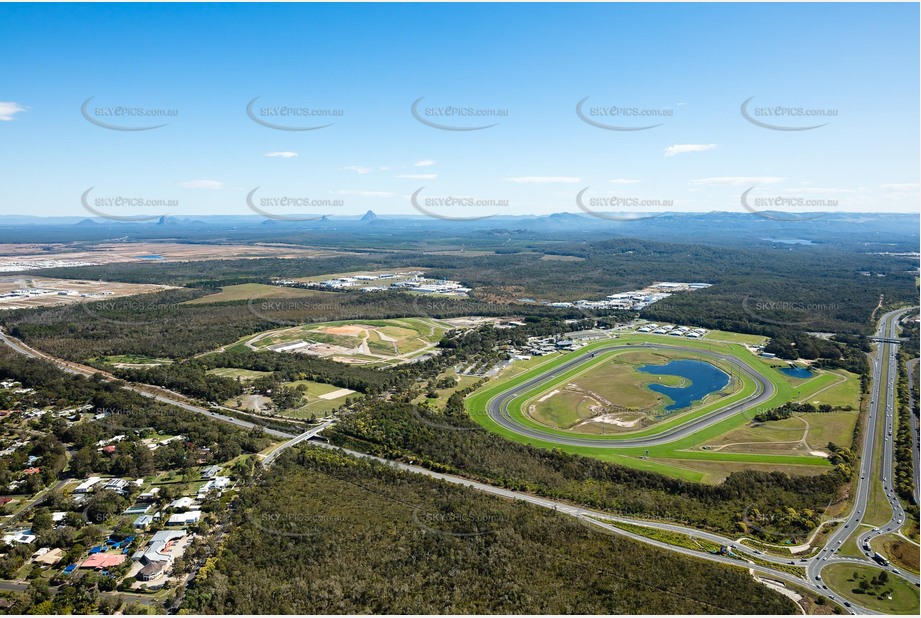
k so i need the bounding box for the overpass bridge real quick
[870,336,906,344]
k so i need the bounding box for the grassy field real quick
[702,409,858,458]
[184,282,327,304]
[525,348,736,434]
[414,372,480,410]
[871,534,920,574]
[798,370,860,408]
[207,367,272,380]
[101,354,172,365]
[226,317,447,366]
[865,349,894,527]
[289,268,424,284]
[464,332,837,481]
[822,563,920,614]
[702,330,768,345]
[276,379,360,419]
[692,366,859,463]
[502,344,754,442]
[529,388,601,429]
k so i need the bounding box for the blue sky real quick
[0,2,918,219]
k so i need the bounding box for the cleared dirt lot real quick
[0,276,170,310]
[0,241,344,271]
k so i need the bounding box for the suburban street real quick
[3,311,918,615]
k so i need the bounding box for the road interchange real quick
[2,310,919,614]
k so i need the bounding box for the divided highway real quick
[3,312,919,614]
[316,441,851,612]
[807,308,920,601]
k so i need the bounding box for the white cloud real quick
[414,160,436,167]
[609,178,640,185]
[882,183,919,191]
[397,174,437,180]
[664,143,716,157]
[344,165,372,174]
[692,176,784,186]
[265,151,298,159]
[780,187,863,195]
[181,179,224,190]
[505,176,581,184]
[380,166,391,171]
[0,101,26,121]
[337,190,393,197]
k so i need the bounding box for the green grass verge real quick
[823,563,920,614]
[465,334,831,479]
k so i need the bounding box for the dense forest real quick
[12,236,914,344]
[894,318,919,511]
[326,398,849,540]
[0,287,566,362]
[180,446,797,615]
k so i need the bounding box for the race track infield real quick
[466,333,835,482]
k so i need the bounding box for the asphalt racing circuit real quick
[484,342,775,448]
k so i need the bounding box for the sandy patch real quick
[323,325,367,336]
[374,329,397,342]
[537,389,560,403]
[595,414,641,427]
[809,450,829,458]
[318,388,355,400]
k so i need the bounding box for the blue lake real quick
[780,366,814,379]
[639,359,730,412]
[136,254,163,260]
[761,238,815,245]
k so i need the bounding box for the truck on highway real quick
[872,552,890,566]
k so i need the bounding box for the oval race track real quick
[485,342,776,448]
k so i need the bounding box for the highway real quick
[3,315,918,614]
[485,342,775,448]
[262,420,336,467]
[807,308,920,601]
[314,440,846,612]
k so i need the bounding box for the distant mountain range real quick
[2,210,917,227]
[1,211,917,250]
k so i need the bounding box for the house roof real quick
[34,547,64,565]
[167,510,201,524]
[138,560,168,577]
